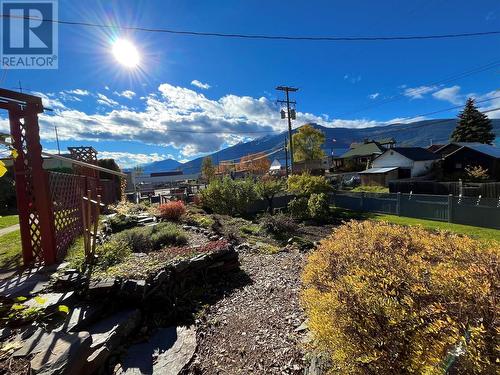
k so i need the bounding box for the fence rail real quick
[389,181,500,199]
[332,191,500,230]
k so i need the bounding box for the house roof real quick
[453,143,500,158]
[427,144,445,153]
[359,166,399,174]
[390,147,441,161]
[341,142,385,158]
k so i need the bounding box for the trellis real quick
[0,88,125,266]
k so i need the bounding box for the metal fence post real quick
[397,192,401,216]
[447,194,453,223]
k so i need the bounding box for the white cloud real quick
[96,93,119,107]
[97,151,170,168]
[191,80,211,90]
[477,90,500,119]
[3,83,464,160]
[66,89,89,96]
[369,92,380,99]
[344,74,361,84]
[432,85,463,105]
[403,85,439,99]
[114,90,136,99]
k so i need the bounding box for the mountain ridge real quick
[141,119,500,174]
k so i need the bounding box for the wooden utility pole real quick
[284,137,289,178]
[276,86,298,174]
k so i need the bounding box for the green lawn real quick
[0,229,22,270]
[0,214,19,229]
[331,207,500,242]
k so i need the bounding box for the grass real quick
[330,207,500,242]
[0,214,19,230]
[0,229,22,270]
[351,186,389,193]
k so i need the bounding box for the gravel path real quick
[186,248,307,374]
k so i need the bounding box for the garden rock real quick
[56,304,104,333]
[119,326,196,375]
[87,278,117,297]
[30,331,92,375]
[24,291,75,311]
[87,309,141,351]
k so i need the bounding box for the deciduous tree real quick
[201,156,216,181]
[292,124,326,162]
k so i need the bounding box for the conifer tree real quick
[451,98,495,144]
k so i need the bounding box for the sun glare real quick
[112,39,140,68]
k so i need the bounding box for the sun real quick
[112,39,141,68]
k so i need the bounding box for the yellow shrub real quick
[302,221,499,375]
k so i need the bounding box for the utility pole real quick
[284,137,289,178]
[276,86,298,174]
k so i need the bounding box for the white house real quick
[371,147,440,178]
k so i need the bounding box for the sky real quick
[0,0,499,168]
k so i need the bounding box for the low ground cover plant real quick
[302,221,498,375]
[158,200,186,221]
[114,222,187,253]
[107,214,138,233]
[66,236,132,271]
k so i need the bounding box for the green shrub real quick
[107,214,138,233]
[287,197,309,221]
[150,222,188,250]
[260,213,296,238]
[287,173,331,197]
[115,222,187,253]
[65,236,132,271]
[307,193,330,221]
[200,177,257,215]
[302,221,499,374]
[95,238,132,270]
[185,213,215,228]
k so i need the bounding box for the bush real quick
[200,177,257,215]
[287,197,309,221]
[185,213,215,228]
[302,221,499,375]
[66,236,132,271]
[307,193,329,221]
[115,222,187,253]
[260,213,296,238]
[158,201,186,221]
[287,173,331,197]
[107,214,138,233]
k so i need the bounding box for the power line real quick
[3,14,500,42]
[340,59,500,117]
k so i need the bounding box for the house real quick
[294,157,331,175]
[334,140,387,171]
[269,159,285,176]
[360,147,440,186]
[434,143,500,180]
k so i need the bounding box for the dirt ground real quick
[186,247,308,374]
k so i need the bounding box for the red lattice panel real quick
[49,172,86,260]
[68,146,98,178]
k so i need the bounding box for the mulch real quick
[186,247,308,374]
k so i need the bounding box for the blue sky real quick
[1,0,499,167]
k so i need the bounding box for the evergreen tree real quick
[451,98,495,144]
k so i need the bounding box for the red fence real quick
[2,88,121,266]
[49,172,118,261]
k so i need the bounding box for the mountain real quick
[141,158,182,173]
[153,119,500,174]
